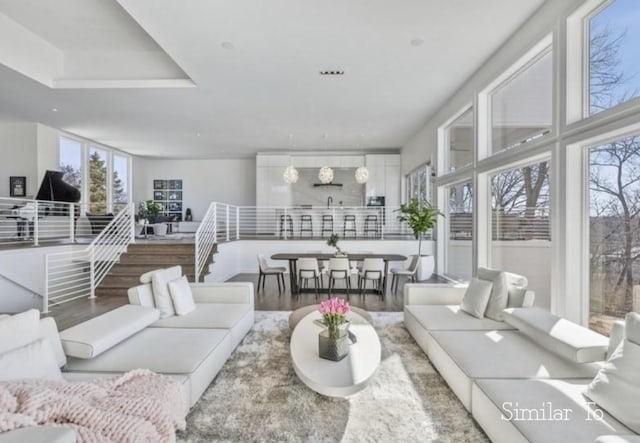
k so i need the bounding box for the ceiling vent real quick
[319,70,345,76]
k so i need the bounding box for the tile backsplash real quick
[291,168,365,207]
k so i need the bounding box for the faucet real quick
[327,196,333,208]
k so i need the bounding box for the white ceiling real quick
[0,0,547,158]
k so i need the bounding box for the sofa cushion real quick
[140,267,167,284]
[626,311,640,345]
[168,276,196,316]
[40,317,66,368]
[59,305,160,359]
[0,338,63,382]
[507,286,535,308]
[65,327,230,374]
[0,426,76,443]
[0,309,40,354]
[127,283,155,308]
[460,278,493,319]
[151,266,182,318]
[473,379,633,443]
[151,303,251,329]
[585,313,640,434]
[477,268,509,321]
[405,305,514,331]
[504,307,609,363]
[430,330,602,379]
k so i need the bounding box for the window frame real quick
[58,134,132,214]
[438,104,474,176]
[479,34,555,161]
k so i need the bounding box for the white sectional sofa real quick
[0,266,254,442]
[404,274,640,443]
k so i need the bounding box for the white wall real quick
[0,122,68,198]
[0,245,77,313]
[133,158,256,220]
[0,122,38,198]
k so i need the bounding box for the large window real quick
[89,147,108,213]
[59,137,131,214]
[490,49,553,154]
[59,137,82,191]
[589,0,640,115]
[113,154,129,211]
[589,134,640,335]
[490,160,552,306]
[444,107,473,172]
[446,180,473,281]
[405,164,430,202]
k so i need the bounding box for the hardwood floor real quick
[48,272,449,330]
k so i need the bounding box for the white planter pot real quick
[417,255,435,281]
[153,223,168,236]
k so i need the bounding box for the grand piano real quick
[10,171,81,238]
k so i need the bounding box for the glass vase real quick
[318,324,349,362]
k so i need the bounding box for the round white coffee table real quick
[290,310,381,398]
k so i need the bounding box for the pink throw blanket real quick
[0,369,186,443]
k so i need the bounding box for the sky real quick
[591,0,640,106]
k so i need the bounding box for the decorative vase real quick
[417,255,435,281]
[318,324,350,361]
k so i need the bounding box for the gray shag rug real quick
[178,311,489,443]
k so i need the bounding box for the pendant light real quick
[283,134,299,184]
[354,134,369,184]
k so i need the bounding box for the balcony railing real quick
[449,209,551,241]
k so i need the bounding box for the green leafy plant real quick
[395,198,443,256]
[138,200,163,218]
[326,233,342,255]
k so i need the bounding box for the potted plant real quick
[138,200,164,224]
[395,197,443,280]
[326,233,345,256]
[317,297,351,361]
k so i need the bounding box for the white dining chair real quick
[257,254,287,294]
[297,257,322,298]
[358,258,385,297]
[327,257,351,297]
[390,255,420,294]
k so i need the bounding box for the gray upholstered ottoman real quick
[288,304,373,329]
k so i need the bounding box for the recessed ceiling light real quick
[196,132,201,137]
[410,38,424,47]
[221,41,234,50]
[319,70,344,76]
[51,108,59,112]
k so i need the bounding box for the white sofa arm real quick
[522,289,536,308]
[404,283,468,306]
[189,282,254,306]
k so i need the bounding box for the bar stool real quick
[364,214,379,237]
[300,214,313,237]
[343,214,357,237]
[321,215,334,236]
[279,214,293,238]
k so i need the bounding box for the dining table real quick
[271,252,407,297]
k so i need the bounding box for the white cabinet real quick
[364,155,400,207]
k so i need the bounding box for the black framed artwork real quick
[168,180,183,190]
[9,176,26,197]
[153,180,167,190]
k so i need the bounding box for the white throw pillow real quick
[626,311,640,346]
[0,338,63,382]
[151,268,182,318]
[477,268,508,321]
[0,309,40,354]
[168,276,196,316]
[460,278,493,319]
[584,313,640,434]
